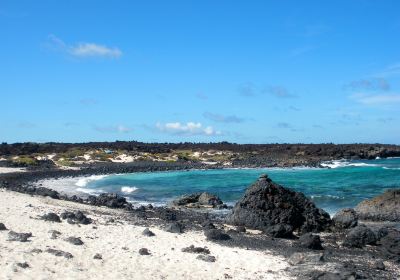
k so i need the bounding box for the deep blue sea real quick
[72,158,400,215]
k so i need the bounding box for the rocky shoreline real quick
[0,163,399,279]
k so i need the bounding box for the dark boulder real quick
[41,213,61,223]
[182,245,210,254]
[93,253,103,260]
[299,233,323,250]
[226,174,331,234]
[332,208,358,229]
[34,187,59,199]
[142,228,155,237]
[16,262,30,269]
[204,229,231,241]
[165,222,184,234]
[139,248,151,255]
[0,223,7,230]
[201,221,216,230]
[65,237,84,246]
[8,231,32,242]
[87,193,129,208]
[355,189,400,222]
[265,224,294,238]
[377,228,400,261]
[342,225,377,248]
[49,230,61,239]
[60,211,92,225]
[46,248,73,259]
[196,255,216,262]
[172,192,223,208]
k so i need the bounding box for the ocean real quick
[57,157,400,215]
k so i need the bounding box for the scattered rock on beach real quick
[60,210,92,224]
[30,248,42,254]
[182,245,210,254]
[46,248,73,259]
[201,221,216,230]
[165,222,184,234]
[16,262,29,269]
[65,236,84,246]
[236,226,246,233]
[204,229,231,241]
[226,174,331,234]
[139,248,151,255]
[41,212,61,223]
[342,225,377,248]
[288,252,324,266]
[355,189,400,222]
[87,193,130,208]
[299,233,323,250]
[333,208,358,229]
[0,222,7,230]
[93,253,102,260]
[374,261,385,270]
[34,187,59,199]
[196,255,216,262]
[142,228,155,237]
[377,228,400,261]
[49,230,61,239]
[8,231,32,242]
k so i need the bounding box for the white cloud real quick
[351,93,400,105]
[156,122,221,136]
[47,34,122,58]
[94,125,133,133]
[70,43,122,58]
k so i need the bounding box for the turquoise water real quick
[80,158,400,215]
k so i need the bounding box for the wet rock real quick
[46,248,73,259]
[374,261,385,270]
[60,210,92,225]
[0,223,7,230]
[49,230,61,239]
[299,233,323,250]
[172,192,223,208]
[165,222,184,233]
[182,245,210,254]
[16,262,29,269]
[139,248,151,255]
[342,225,377,248]
[355,189,400,222]
[41,212,61,223]
[288,252,324,266]
[196,255,216,262]
[332,208,358,229]
[226,174,331,234]
[93,253,102,260]
[65,237,84,246]
[8,231,32,242]
[265,224,294,238]
[142,228,155,237]
[204,229,231,241]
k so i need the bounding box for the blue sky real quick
[1,0,400,144]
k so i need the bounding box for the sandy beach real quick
[0,189,290,280]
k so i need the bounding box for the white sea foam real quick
[310,194,343,200]
[121,186,138,193]
[321,160,378,169]
[383,167,400,170]
[75,187,105,195]
[75,175,108,187]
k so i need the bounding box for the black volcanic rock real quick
[342,225,377,248]
[87,193,129,208]
[204,229,230,241]
[333,208,358,229]
[0,223,7,230]
[60,211,92,224]
[355,189,400,222]
[41,212,61,223]
[172,192,223,208]
[299,233,323,250]
[226,174,331,234]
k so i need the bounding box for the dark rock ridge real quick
[332,208,358,229]
[355,189,400,222]
[226,174,331,235]
[87,193,130,209]
[172,192,225,208]
[46,248,73,259]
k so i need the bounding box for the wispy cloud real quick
[94,125,133,133]
[267,86,297,98]
[203,112,245,123]
[344,78,390,91]
[351,93,400,105]
[375,62,400,77]
[238,82,256,97]
[156,122,221,136]
[276,122,303,132]
[47,34,122,58]
[195,92,208,100]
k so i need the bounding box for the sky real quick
[1,0,400,144]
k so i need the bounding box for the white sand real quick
[0,190,290,280]
[0,167,26,174]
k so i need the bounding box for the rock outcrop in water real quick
[355,189,400,222]
[172,192,225,208]
[226,174,331,235]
